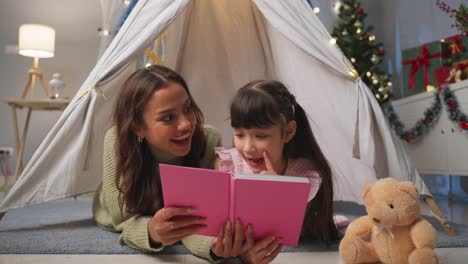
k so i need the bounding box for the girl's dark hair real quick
[114,65,205,215]
[230,80,338,244]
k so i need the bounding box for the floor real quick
[0,179,467,263]
[0,248,467,264]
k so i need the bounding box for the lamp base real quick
[21,58,51,99]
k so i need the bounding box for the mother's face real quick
[135,82,196,157]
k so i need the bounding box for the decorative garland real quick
[384,91,442,143]
[384,85,468,143]
[441,85,468,130]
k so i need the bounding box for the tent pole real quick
[423,196,456,236]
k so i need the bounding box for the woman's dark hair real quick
[230,80,338,244]
[114,65,205,215]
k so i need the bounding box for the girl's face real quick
[135,82,196,157]
[233,122,296,174]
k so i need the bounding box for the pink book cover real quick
[231,174,311,246]
[159,164,231,237]
[159,164,311,246]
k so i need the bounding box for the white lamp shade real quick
[18,24,55,58]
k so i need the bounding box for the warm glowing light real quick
[333,2,342,13]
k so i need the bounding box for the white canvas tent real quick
[0,0,430,214]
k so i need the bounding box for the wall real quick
[0,0,100,176]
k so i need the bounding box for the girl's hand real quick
[260,151,277,175]
[211,219,246,258]
[241,225,283,264]
[148,207,206,246]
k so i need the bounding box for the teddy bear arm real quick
[345,216,373,238]
[410,219,437,249]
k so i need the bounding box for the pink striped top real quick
[215,147,322,202]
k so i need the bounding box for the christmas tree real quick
[332,0,391,104]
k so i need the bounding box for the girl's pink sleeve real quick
[214,147,235,173]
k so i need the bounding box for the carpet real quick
[0,199,466,254]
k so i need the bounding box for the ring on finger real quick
[170,221,176,230]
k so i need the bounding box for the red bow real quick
[402,44,446,90]
[446,36,466,58]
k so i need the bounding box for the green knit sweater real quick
[93,125,222,261]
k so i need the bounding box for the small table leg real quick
[14,107,32,179]
[11,107,20,179]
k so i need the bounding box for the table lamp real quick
[18,24,55,99]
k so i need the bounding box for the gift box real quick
[444,35,468,62]
[402,40,452,97]
[434,66,452,86]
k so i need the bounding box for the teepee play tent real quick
[0,0,438,222]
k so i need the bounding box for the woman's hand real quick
[241,225,282,264]
[148,207,206,246]
[211,219,247,258]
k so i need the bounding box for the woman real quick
[92,65,222,258]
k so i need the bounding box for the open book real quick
[159,164,311,246]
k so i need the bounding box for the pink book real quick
[159,164,311,246]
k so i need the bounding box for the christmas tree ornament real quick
[371,54,379,64]
[369,34,376,41]
[342,29,348,36]
[357,7,364,14]
[354,20,362,28]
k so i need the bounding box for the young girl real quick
[209,80,342,263]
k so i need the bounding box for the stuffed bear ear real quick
[362,183,373,199]
[398,182,419,200]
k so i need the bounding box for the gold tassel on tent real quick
[144,33,167,66]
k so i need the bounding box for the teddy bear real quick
[339,178,438,264]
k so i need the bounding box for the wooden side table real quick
[2,98,70,179]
